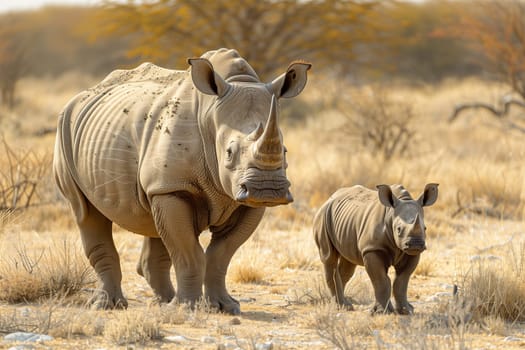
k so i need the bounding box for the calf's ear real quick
[268,61,311,98]
[418,183,439,207]
[377,184,399,208]
[188,58,230,98]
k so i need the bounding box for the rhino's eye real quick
[396,226,402,236]
[226,147,233,161]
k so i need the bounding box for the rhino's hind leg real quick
[151,194,205,306]
[316,233,352,308]
[137,237,175,303]
[205,207,265,315]
[79,202,127,309]
[335,258,356,310]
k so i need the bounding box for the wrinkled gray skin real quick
[313,184,438,315]
[53,48,311,314]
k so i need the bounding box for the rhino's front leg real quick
[205,207,265,315]
[136,237,175,303]
[364,252,394,315]
[151,194,205,306]
[393,255,420,315]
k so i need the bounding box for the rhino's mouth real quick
[235,169,293,207]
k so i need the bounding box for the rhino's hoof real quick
[209,296,241,315]
[89,291,128,310]
[336,298,354,311]
[370,302,394,315]
[91,297,128,310]
[396,303,414,315]
[340,302,354,311]
[221,302,241,315]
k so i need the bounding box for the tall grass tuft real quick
[0,238,94,303]
[230,247,266,284]
[462,241,525,322]
[103,307,163,345]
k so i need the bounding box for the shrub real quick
[0,139,51,210]
[0,238,94,303]
[461,241,525,322]
[337,85,418,161]
[103,307,162,345]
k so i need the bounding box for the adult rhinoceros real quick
[53,48,311,314]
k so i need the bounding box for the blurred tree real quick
[361,0,480,82]
[93,0,382,79]
[448,0,525,133]
[457,0,525,98]
[0,14,30,108]
[26,6,133,76]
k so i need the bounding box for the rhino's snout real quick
[236,183,293,207]
[234,168,293,207]
[403,237,426,255]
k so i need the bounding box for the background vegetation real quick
[1,0,522,107]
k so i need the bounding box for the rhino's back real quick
[324,186,388,265]
[54,63,202,235]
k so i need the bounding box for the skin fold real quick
[53,48,311,314]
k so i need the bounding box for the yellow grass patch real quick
[462,241,525,322]
[0,236,94,303]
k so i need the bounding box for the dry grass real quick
[309,301,471,350]
[0,74,524,348]
[285,77,524,222]
[0,237,95,303]
[229,247,267,284]
[461,241,525,322]
[415,252,437,277]
[103,307,163,345]
[0,299,106,337]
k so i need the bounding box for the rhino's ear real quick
[268,61,311,98]
[418,183,439,207]
[188,58,230,98]
[377,184,399,208]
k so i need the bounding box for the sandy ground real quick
[1,210,524,349]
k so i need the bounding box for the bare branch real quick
[449,96,525,123]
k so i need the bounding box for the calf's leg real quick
[393,255,420,315]
[334,258,356,310]
[364,252,393,314]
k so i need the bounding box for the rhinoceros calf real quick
[313,184,438,314]
[53,48,310,314]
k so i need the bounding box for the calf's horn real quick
[252,95,283,168]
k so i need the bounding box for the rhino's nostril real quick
[237,184,249,201]
[407,239,425,248]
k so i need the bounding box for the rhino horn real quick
[252,95,283,169]
[410,213,422,233]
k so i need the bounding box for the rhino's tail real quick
[313,199,339,264]
[314,199,350,305]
